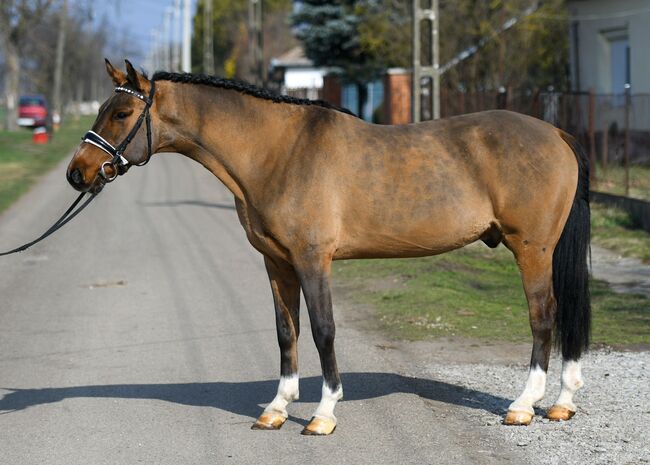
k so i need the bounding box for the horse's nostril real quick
[68,168,84,187]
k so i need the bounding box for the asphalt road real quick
[0,154,526,464]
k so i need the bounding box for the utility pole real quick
[172,0,181,71]
[182,0,191,72]
[203,0,215,75]
[149,30,158,71]
[163,7,173,70]
[248,0,263,86]
[153,30,160,71]
[52,0,67,119]
[412,0,439,122]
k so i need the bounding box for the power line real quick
[439,3,540,76]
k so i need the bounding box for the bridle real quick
[81,80,156,182]
[0,80,157,257]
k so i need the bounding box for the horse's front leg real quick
[252,256,301,430]
[294,252,342,435]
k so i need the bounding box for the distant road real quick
[0,154,524,464]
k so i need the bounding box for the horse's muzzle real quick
[66,167,105,194]
[67,168,85,191]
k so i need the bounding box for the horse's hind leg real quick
[252,256,301,430]
[547,359,583,421]
[504,240,556,426]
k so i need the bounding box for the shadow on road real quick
[139,200,236,210]
[0,372,510,418]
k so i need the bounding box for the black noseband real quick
[81,80,156,182]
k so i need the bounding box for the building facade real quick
[569,0,650,95]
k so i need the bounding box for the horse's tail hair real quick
[553,131,591,361]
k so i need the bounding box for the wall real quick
[569,0,650,95]
[383,70,412,125]
[592,191,650,233]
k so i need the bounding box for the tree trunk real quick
[4,43,20,131]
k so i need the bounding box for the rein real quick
[0,82,156,257]
[0,192,97,256]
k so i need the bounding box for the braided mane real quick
[151,71,356,117]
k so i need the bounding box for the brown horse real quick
[67,60,590,435]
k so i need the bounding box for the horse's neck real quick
[156,81,293,201]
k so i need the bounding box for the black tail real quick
[553,132,591,361]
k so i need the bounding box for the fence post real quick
[601,123,608,169]
[588,89,597,183]
[531,89,540,119]
[497,87,507,109]
[624,85,631,196]
[322,74,342,108]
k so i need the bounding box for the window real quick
[603,28,630,94]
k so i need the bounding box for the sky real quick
[91,0,197,69]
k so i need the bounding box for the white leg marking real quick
[313,381,343,422]
[554,360,583,411]
[264,374,299,418]
[509,365,547,415]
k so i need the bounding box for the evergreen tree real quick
[292,0,382,115]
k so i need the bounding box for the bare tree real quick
[0,0,54,130]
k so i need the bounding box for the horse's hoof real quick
[301,416,336,435]
[503,409,534,426]
[546,405,575,422]
[251,411,287,430]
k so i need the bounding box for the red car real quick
[17,94,48,128]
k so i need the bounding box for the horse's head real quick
[67,59,155,193]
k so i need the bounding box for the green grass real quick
[591,203,650,263]
[333,244,650,347]
[0,116,94,213]
[593,165,650,201]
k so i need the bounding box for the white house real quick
[569,0,650,95]
[269,46,325,99]
[569,0,650,136]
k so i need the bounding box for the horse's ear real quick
[105,58,127,86]
[125,59,150,94]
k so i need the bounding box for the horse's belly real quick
[335,205,493,260]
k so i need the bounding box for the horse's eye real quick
[114,111,129,120]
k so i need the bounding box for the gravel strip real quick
[414,349,649,465]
